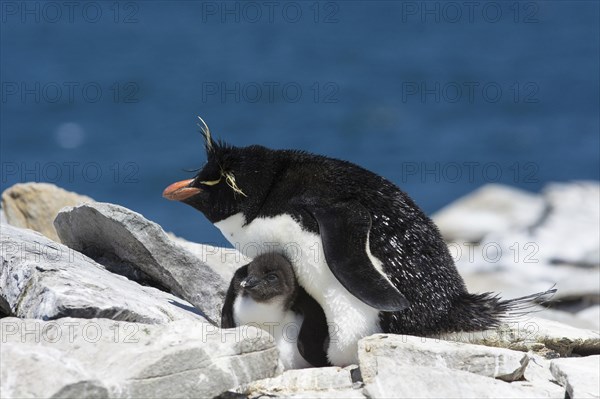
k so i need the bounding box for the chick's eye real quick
[266,273,278,282]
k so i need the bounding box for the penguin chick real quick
[221,253,330,370]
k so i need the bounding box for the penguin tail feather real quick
[448,285,557,331]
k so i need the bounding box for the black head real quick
[163,118,278,223]
[240,253,298,305]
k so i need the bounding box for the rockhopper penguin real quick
[221,253,330,370]
[163,119,556,366]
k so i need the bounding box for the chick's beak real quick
[162,179,201,201]
[241,276,261,289]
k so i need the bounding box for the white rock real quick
[514,354,566,398]
[461,270,595,328]
[168,233,250,283]
[540,182,600,266]
[459,257,599,306]
[364,364,554,399]
[550,355,600,399]
[0,206,7,225]
[447,182,599,312]
[358,334,529,382]
[474,182,600,270]
[54,202,227,324]
[578,306,600,330]
[436,182,600,268]
[281,389,366,398]
[0,317,281,399]
[0,344,96,398]
[0,224,205,324]
[441,317,600,357]
[242,367,356,397]
[533,307,598,330]
[432,184,546,243]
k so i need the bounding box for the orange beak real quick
[162,179,201,201]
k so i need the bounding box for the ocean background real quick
[1,1,598,247]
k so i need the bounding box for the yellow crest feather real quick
[197,115,213,152]
[224,171,247,197]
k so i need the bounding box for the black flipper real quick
[221,265,248,328]
[293,286,331,367]
[307,201,410,312]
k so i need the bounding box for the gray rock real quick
[54,202,227,325]
[242,367,356,397]
[550,356,600,399]
[0,224,206,323]
[441,317,600,357]
[363,364,554,399]
[358,334,529,382]
[1,182,93,241]
[0,317,281,398]
[432,184,546,243]
[50,381,110,399]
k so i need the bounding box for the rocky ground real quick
[1,182,598,398]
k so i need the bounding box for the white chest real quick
[232,294,310,369]
[216,212,382,366]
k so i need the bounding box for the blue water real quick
[1,1,598,247]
